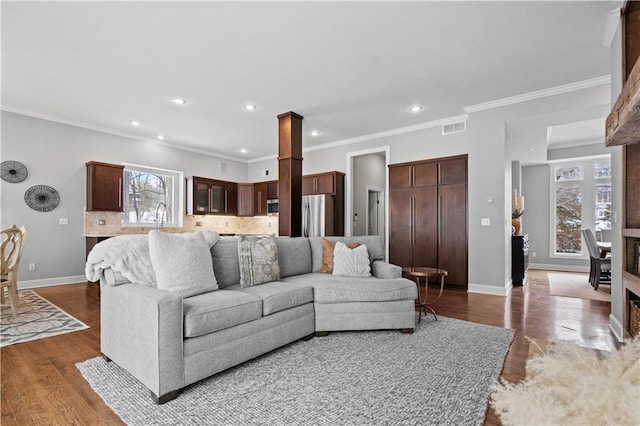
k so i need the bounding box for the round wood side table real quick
[402,267,447,322]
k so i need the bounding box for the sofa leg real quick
[302,333,315,341]
[315,331,330,337]
[400,328,415,334]
[152,389,181,405]
[101,353,112,362]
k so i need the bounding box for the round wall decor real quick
[1,160,28,183]
[24,185,60,212]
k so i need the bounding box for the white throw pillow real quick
[148,230,218,297]
[332,241,371,278]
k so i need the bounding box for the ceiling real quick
[1,1,622,161]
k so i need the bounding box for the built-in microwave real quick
[267,199,279,214]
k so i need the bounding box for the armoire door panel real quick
[389,188,413,267]
[389,166,413,189]
[439,158,467,185]
[438,184,468,285]
[412,186,438,267]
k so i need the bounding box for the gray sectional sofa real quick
[96,235,417,404]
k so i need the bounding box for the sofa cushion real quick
[238,235,280,288]
[148,230,219,298]
[183,290,262,338]
[332,242,371,278]
[320,238,360,273]
[226,282,314,316]
[210,237,241,288]
[275,237,312,277]
[309,236,384,273]
[282,273,417,304]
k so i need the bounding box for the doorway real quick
[346,146,390,259]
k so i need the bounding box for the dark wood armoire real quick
[389,154,468,286]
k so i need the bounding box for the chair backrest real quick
[582,228,599,259]
[1,225,27,276]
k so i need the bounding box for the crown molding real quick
[463,75,611,114]
[1,106,248,164]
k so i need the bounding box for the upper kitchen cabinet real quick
[237,183,254,217]
[267,180,279,200]
[302,171,344,195]
[86,161,124,212]
[186,176,237,215]
[253,182,268,216]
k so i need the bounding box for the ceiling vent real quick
[442,120,466,136]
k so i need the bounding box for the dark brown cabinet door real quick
[439,158,467,185]
[302,176,315,195]
[267,180,279,199]
[412,186,438,268]
[224,183,237,216]
[413,162,438,187]
[194,178,211,214]
[389,188,413,267]
[389,165,412,189]
[237,183,254,216]
[86,162,124,212]
[438,184,467,285]
[253,182,268,215]
[315,173,335,194]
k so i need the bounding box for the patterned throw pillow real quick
[320,238,360,273]
[332,241,371,278]
[238,234,280,288]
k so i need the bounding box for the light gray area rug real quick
[77,316,514,425]
[1,290,89,347]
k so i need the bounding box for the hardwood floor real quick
[1,270,617,425]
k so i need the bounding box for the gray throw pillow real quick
[238,234,280,288]
[148,230,218,297]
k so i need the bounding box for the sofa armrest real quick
[372,260,402,279]
[100,280,184,399]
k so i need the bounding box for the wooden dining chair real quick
[1,225,27,317]
[582,228,610,290]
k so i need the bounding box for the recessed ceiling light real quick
[131,121,141,127]
[409,105,423,113]
[157,135,165,140]
[240,148,247,154]
[171,97,187,105]
[528,147,535,152]
[310,130,321,137]
[244,104,257,111]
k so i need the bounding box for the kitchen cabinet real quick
[237,183,254,217]
[267,180,279,200]
[303,172,341,195]
[186,176,237,215]
[389,155,467,286]
[86,161,124,212]
[253,182,268,216]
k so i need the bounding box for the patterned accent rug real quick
[547,272,610,302]
[77,316,514,425]
[1,290,89,347]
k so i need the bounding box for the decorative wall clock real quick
[24,185,60,212]
[1,160,28,183]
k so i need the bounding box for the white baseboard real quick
[18,275,86,289]
[468,281,512,296]
[529,263,590,273]
[608,314,624,343]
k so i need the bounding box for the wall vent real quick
[442,120,466,135]
[219,161,227,174]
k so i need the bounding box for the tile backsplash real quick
[85,211,278,237]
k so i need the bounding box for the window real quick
[122,164,183,227]
[551,157,611,257]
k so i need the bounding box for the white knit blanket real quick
[85,231,220,287]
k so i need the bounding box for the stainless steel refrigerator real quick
[302,194,335,237]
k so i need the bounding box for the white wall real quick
[0,111,248,287]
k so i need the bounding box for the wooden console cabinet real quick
[512,235,529,286]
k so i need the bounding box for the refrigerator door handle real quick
[303,203,310,237]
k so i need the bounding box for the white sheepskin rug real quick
[491,337,640,425]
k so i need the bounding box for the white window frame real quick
[549,155,611,259]
[122,163,184,228]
